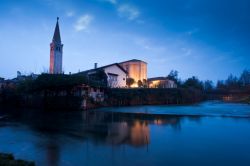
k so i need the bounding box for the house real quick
[119,59,147,87]
[77,59,147,88]
[74,84,105,102]
[148,77,177,88]
[11,71,38,83]
[79,63,128,88]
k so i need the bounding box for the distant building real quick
[11,71,38,83]
[148,77,177,88]
[50,17,63,74]
[80,63,128,88]
[119,59,147,87]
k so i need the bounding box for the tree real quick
[183,76,203,90]
[137,80,143,88]
[203,80,213,91]
[142,79,148,88]
[239,70,250,86]
[167,70,181,85]
[216,80,226,90]
[126,78,135,88]
[225,74,240,89]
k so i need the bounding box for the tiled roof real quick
[78,63,128,75]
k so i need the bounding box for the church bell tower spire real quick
[50,17,63,74]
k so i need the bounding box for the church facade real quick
[49,17,63,74]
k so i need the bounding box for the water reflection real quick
[1,104,250,166]
[1,110,186,148]
[46,140,60,166]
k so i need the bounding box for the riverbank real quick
[105,88,204,107]
[0,153,35,166]
[0,86,205,110]
[222,95,250,104]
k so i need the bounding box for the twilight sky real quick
[0,0,249,81]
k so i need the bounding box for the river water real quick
[0,101,250,166]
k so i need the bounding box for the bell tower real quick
[50,17,63,74]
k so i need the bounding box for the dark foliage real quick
[126,78,135,87]
[182,76,204,91]
[0,153,35,166]
[106,88,204,106]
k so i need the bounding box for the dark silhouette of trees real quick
[142,79,148,88]
[167,70,181,85]
[239,70,250,86]
[126,78,135,88]
[215,70,250,93]
[182,76,203,91]
[204,80,213,91]
[216,80,226,90]
[137,80,143,88]
[225,74,240,89]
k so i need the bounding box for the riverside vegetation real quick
[0,153,35,166]
[0,70,249,110]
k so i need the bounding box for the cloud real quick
[74,15,93,32]
[117,4,140,21]
[66,11,75,17]
[181,47,192,56]
[102,0,117,5]
[186,28,199,36]
[134,37,166,53]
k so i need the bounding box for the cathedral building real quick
[49,17,63,74]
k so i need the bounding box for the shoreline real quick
[0,153,35,166]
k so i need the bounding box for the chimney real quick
[94,63,98,69]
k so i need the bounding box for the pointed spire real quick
[52,17,61,43]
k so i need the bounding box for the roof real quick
[52,17,61,43]
[79,63,128,75]
[107,73,118,76]
[119,59,147,64]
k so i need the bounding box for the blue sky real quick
[0,0,249,81]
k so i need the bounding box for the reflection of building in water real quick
[106,120,150,147]
[106,122,129,144]
[130,121,150,147]
[80,112,185,147]
[46,140,60,166]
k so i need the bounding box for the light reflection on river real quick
[0,101,250,166]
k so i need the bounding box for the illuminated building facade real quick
[119,59,147,87]
[148,77,177,88]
